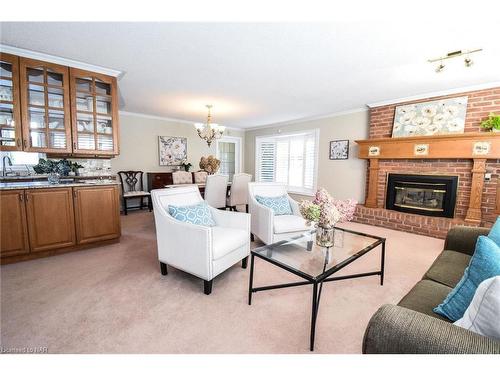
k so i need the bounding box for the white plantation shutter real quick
[255,129,319,195]
[257,141,276,182]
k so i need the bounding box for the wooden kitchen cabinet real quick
[0,53,23,151]
[19,57,72,154]
[0,190,29,257]
[25,187,76,252]
[70,68,119,156]
[73,185,120,244]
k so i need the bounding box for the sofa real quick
[363,225,500,354]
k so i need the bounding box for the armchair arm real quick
[363,304,500,354]
[210,208,250,232]
[444,226,490,256]
[153,204,213,280]
[248,195,274,244]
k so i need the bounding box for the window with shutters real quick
[255,129,319,195]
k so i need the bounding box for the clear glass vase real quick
[316,225,335,247]
[47,172,60,184]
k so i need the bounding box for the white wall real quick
[112,113,245,189]
[244,110,369,203]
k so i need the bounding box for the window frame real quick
[255,129,320,196]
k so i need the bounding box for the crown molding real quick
[367,82,500,108]
[0,44,124,78]
[244,107,368,131]
[119,110,242,131]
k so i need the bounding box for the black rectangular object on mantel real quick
[385,174,458,218]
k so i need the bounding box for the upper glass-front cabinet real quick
[70,68,119,155]
[19,57,72,153]
[0,53,22,151]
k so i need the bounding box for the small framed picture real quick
[329,140,349,160]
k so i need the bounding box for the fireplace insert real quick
[385,174,458,218]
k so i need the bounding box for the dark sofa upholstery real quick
[362,226,500,354]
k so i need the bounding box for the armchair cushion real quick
[168,202,216,227]
[255,194,292,215]
[212,226,248,260]
[274,215,311,234]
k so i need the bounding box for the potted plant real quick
[299,188,357,247]
[480,113,500,132]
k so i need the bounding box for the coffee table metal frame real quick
[248,227,386,351]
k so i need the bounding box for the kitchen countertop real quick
[0,174,116,181]
[0,180,120,190]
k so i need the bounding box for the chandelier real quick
[194,104,225,147]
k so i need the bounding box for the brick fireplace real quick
[353,86,500,238]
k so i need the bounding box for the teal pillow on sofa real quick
[168,202,216,227]
[255,194,292,215]
[488,216,500,246]
[434,235,500,321]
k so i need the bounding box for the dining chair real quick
[172,171,193,184]
[193,171,208,184]
[226,173,252,212]
[204,174,229,209]
[117,170,152,215]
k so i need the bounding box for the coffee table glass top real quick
[252,227,384,280]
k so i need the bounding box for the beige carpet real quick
[0,211,443,353]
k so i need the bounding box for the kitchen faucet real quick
[2,155,13,177]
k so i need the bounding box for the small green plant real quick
[33,159,83,176]
[480,113,500,131]
[181,160,192,172]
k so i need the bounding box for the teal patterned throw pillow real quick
[433,235,500,321]
[255,195,292,215]
[168,202,216,227]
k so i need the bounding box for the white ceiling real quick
[1,16,500,129]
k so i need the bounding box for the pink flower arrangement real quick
[300,188,357,227]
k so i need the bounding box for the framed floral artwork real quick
[329,140,349,160]
[158,136,187,166]
[391,96,468,138]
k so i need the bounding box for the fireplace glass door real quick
[386,174,458,218]
[394,183,446,213]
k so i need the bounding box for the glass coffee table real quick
[248,227,386,351]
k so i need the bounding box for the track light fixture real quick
[428,48,482,72]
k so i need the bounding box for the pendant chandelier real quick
[194,104,225,147]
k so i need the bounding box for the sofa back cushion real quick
[454,276,500,340]
[255,194,292,215]
[434,235,500,321]
[168,202,216,227]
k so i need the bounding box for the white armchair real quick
[151,186,250,295]
[248,182,313,245]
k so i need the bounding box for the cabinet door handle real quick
[23,139,28,148]
[73,142,77,150]
[73,190,77,198]
[25,193,29,202]
[17,138,21,147]
[19,193,24,202]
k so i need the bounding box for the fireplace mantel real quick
[355,132,500,160]
[355,132,500,224]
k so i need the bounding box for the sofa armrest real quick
[444,226,490,256]
[362,304,500,354]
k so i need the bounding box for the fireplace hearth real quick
[385,174,458,218]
